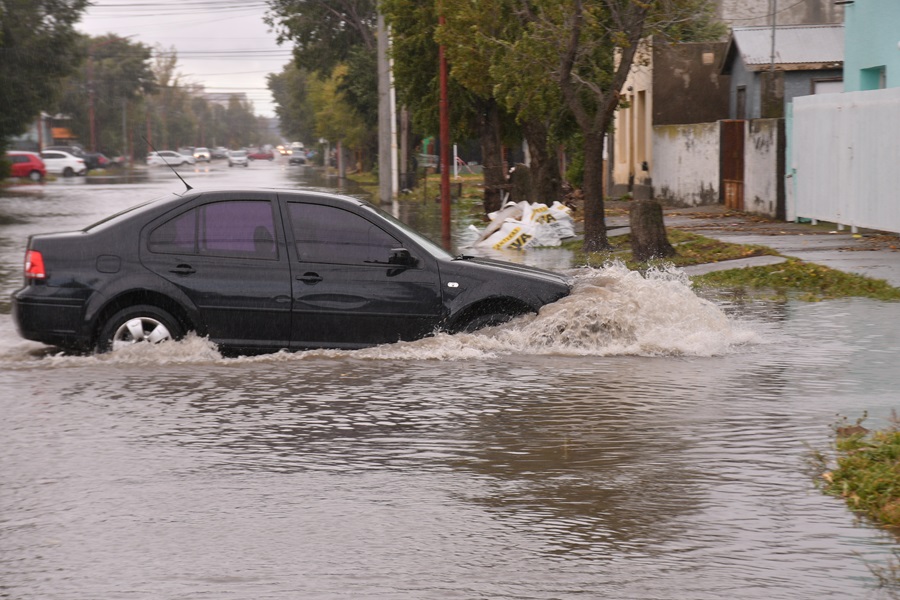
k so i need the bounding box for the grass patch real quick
[567,228,900,302]
[568,229,778,270]
[813,414,900,592]
[820,414,900,530]
[693,258,900,301]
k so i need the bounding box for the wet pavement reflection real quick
[1,161,898,599]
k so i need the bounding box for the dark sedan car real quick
[12,189,571,354]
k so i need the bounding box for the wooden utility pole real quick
[377,12,396,205]
[439,15,451,248]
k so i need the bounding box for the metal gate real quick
[721,120,745,210]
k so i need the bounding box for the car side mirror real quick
[389,247,418,268]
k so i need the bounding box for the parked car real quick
[247,149,274,161]
[193,147,211,162]
[40,150,86,177]
[211,146,228,159]
[44,145,106,171]
[11,189,571,354]
[227,149,249,168]
[147,151,196,167]
[4,151,46,181]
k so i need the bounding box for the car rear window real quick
[149,200,277,260]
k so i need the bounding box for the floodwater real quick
[1,159,899,599]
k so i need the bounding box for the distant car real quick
[193,147,211,162]
[247,150,274,161]
[288,151,306,165]
[211,146,228,159]
[276,145,289,155]
[40,150,86,177]
[147,151,196,167]
[11,188,572,354]
[4,151,46,181]
[43,145,105,171]
[227,149,249,168]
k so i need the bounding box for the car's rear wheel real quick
[98,305,183,352]
[28,170,42,182]
[62,167,74,177]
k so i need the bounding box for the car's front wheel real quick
[457,311,517,333]
[62,167,74,177]
[98,305,183,352]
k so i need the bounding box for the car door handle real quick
[297,272,323,284]
[169,264,196,275]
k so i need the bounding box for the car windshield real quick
[231,151,246,157]
[359,202,453,260]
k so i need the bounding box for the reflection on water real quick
[2,298,899,599]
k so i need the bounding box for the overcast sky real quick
[77,0,294,118]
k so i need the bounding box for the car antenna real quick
[141,135,193,194]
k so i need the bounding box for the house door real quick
[721,120,745,210]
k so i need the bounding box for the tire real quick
[458,312,516,333]
[63,167,74,177]
[28,170,42,182]
[97,304,183,352]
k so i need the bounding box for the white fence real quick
[791,87,900,233]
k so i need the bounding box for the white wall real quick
[744,119,781,217]
[653,122,721,206]
[792,88,900,233]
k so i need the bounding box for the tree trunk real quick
[478,98,506,214]
[508,163,534,204]
[629,200,676,262]
[521,119,562,206]
[582,131,609,252]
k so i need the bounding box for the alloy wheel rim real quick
[112,317,172,349]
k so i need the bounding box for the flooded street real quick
[1,160,899,599]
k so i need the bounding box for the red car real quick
[247,150,274,161]
[5,151,46,182]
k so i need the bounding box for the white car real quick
[147,151,196,167]
[39,150,86,177]
[227,149,249,168]
[193,147,211,162]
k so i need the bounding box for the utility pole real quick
[377,11,396,205]
[439,15,451,249]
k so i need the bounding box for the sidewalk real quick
[605,203,900,288]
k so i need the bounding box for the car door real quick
[282,197,443,349]
[140,192,292,351]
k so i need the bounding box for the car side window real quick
[149,200,278,260]
[288,203,399,265]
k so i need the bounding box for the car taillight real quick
[24,250,46,279]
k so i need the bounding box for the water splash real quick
[1,263,758,367]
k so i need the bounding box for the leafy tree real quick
[265,0,377,73]
[438,0,569,207]
[469,0,722,251]
[56,34,156,155]
[0,0,89,154]
[384,0,521,213]
[266,0,379,167]
[267,63,317,143]
[307,64,368,156]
